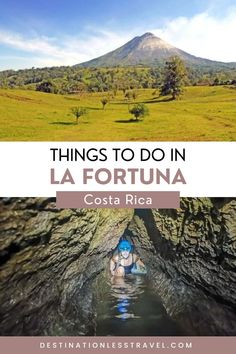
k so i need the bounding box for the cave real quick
[0,197,236,336]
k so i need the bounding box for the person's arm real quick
[134,254,146,269]
[110,257,116,276]
[136,258,145,268]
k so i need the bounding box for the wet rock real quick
[127,198,236,335]
[0,198,133,335]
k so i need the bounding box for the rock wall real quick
[130,198,236,305]
[127,198,236,335]
[0,198,133,335]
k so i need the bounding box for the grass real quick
[0,86,235,141]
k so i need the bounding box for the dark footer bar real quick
[56,191,180,209]
[0,337,235,354]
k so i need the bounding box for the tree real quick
[36,80,58,94]
[129,103,149,121]
[160,56,186,99]
[125,91,133,100]
[213,77,220,86]
[71,107,87,124]
[132,91,137,100]
[101,97,108,109]
[125,90,137,110]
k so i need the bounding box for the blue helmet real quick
[118,239,132,252]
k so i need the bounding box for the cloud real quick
[0,9,236,69]
[151,9,236,62]
[0,29,132,68]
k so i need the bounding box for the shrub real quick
[71,107,87,124]
[101,98,109,109]
[129,103,149,121]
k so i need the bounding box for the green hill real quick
[0,86,235,141]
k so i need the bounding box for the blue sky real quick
[0,0,236,69]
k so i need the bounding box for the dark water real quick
[95,274,184,336]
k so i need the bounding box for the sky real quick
[0,0,236,70]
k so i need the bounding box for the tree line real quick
[0,58,235,93]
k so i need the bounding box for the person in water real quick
[110,239,146,277]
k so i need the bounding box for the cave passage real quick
[0,198,236,336]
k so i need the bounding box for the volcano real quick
[78,32,234,68]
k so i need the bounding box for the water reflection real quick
[111,275,145,320]
[95,273,183,336]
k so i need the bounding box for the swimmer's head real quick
[118,240,132,258]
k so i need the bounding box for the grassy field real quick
[0,86,235,141]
